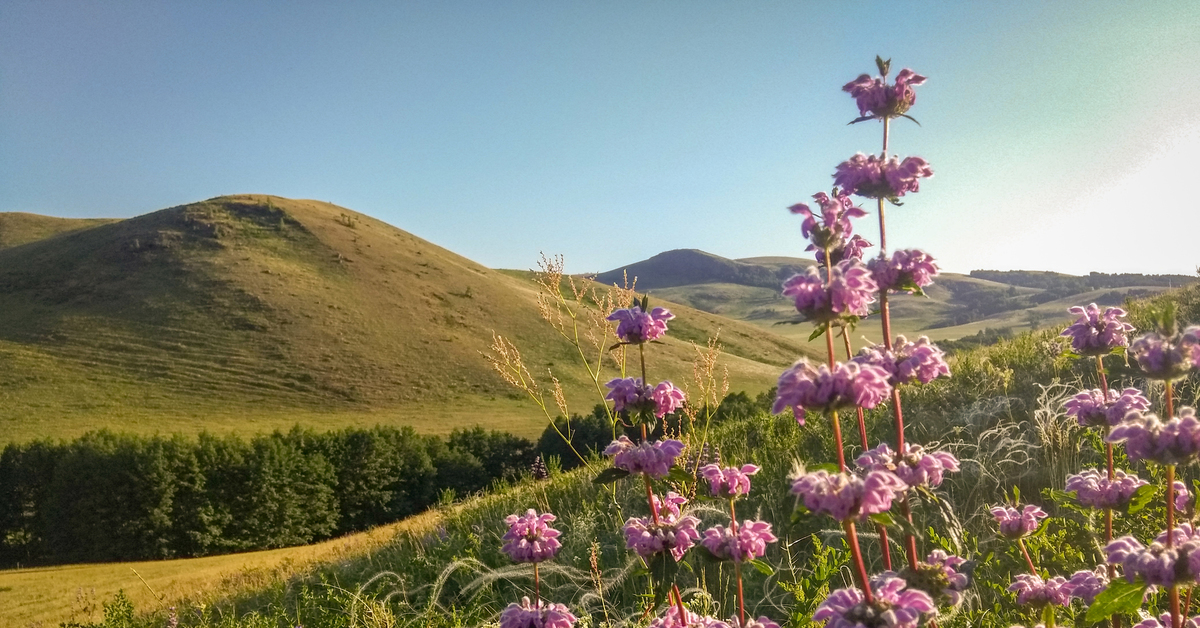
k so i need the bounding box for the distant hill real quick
[0,197,814,445]
[595,251,1198,350]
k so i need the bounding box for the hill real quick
[0,196,813,445]
[597,252,1196,349]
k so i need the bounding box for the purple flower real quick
[1007,574,1070,607]
[813,576,936,628]
[782,261,878,323]
[1132,332,1194,381]
[1065,469,1149,509]
[499,597,578,628]
[817,234,873,266]
[853,336,950,386]
[1130,614,1200,628]
[730,618,780,628]
[1108,408,1200,466]
[842,67,927,119]
[923,550,970,605]
[856,442,959,489]
[990,504,1047,539]
[648,607,731,628]
[501,509,562,563]
[1105,535,1200,586]
[791,469,907,521]
[607,306,674,344]
[605,378,687,418]
[1065,566,1109,605]
[623,492,701,561]
[1061,304,1134,356]
[772,359,892,423]
[1178,481,1195,514]
[791,191,868,254]
[700,520,777,562]
[833,153,933,201]
[699,464,760,499]
[868,250,939,295]
[1064,387,1152,427]
[1186,326,1200,369]
[604,436,685,478]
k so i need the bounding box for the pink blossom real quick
[499,597,578,628]
[604,436,684,479]
[1105,535,1200,586]
[856,442,959,489]
[1065,566,1108,605]
[790,191,869,259]
[833,153,933,200]
[648,606,730,628]
[813,576,935,628]
[652,381,687,417]
[607,306,674,344]
[842,67,927,119]
[1132,332,1194,381]
[501,509,562,563]
[772,359,892,424]
[1130,614,1200,628]
[852,336,950,386]
[1064,387,1151,427]
[700,520,777,562]
[699,464,760,499]
[868,250,939,294]
[1108,408,1200,465]
[1008,574,1070,607]
[782,261,878,323]
[991,504,1046,539]
[1065,469,1148,509]
[791,469,907,521]
[623,493,701,561]
[1061,304,1134,356]
[923,549,970,605]
[605,378,686,418]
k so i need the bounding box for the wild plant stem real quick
[1043,604,1057,628]
[842,328,893,570]
[673,585,688,623]
[1168,459,1180,628]
[731,499,746,625]
[1018,538,1038,575]
[843,519,874,604]
[534,562,541,609]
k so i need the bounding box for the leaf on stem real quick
[1127,484,1159,515]
[593,468,630,485]
[747,558,775,576]
[1084,579,1146,623]
[847,115,877,125]
[899,114,921,126]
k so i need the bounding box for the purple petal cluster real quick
[648,607,731,628]
[991,504,1047,539]
[1105,534,1200,586]
[782,261,878,323]
[501,509,562,564]
[843,68,927,118]
[605,378,687,418]
[607,306,674,344]
[813,576,936,628]
[499,597,578,628]
[817,234,873,266]
[1064,387,1152,428]
[1178,481,1195,513]
[652,381,686,418]
[1060,304,1134,356]
[1064,566,1109,605]
[833,153,933,200]
[1131,614,1200,628]
[856,442,959,489]
[853,336,950,386]
[1065,469,1149,509]
[1186,326,1200,368]
[925,550,970,605]
[868,250,939,294]
[791,191,869,255]
[729,618,781,628]
[604,436,685,479]
[772,359,892,423]
[1007,574,1070,607]
[1108,408,1200,465]
[623,492,701,561]
[700,520,778,562]
[699,464,760,499]
[791,469,907,521]
[1132,332,1195,381]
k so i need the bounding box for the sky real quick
[2,1,1198,276]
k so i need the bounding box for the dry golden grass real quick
[0,511,443,628]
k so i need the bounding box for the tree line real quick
[0,425,537,566]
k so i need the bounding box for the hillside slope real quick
[0,196,812,444]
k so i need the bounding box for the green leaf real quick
[898,113,922,126]
[869,512,896,527]
[809,463,840,474]
[1084,579,1146,623]
[640,294,649,311]
[1012,486,1021,502]
[593,467,630,485]
[808,324,828,342]
[847,115,877,125]
[875,55,890,76]
[747,558,775,576]
[1127,484,1159,514]
[667,466,694,484]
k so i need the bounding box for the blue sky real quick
[2,1,1198,276]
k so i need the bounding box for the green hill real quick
[0,196,813,445]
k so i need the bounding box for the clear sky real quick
[2,1,1198,276]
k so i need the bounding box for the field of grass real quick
[0,196,813,446]
[0,510,444,628]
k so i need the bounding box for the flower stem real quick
[1169,460,1181,628]
[1042,604,1057,628]
[843,519,874,605]
[731,499,746,625]
[1018,538,1038,575]
[841,327,893,570]
[673,584,688,624]
[534,562,541,609]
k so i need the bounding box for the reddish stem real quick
[843,519,874,604]
[730,500,745,626]
[673,585,688,624]
[1018,538,1038,575]
[841,330,871,451]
